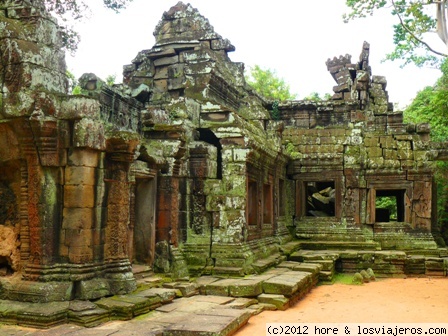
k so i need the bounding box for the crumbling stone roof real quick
[154,1,235,53]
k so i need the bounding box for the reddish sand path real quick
[235,278,448,335]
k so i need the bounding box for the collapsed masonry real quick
[0,0,447,303]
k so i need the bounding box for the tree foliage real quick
[41,0,133,54]
[404,58,448,245]
[404,59,448,141]
[304,92,332,101]
[344,0,448,67]
[245,65,297,101]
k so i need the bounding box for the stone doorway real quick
[132,175,157,267]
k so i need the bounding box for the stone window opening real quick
[375,189,405,222]
[305,181,336,217]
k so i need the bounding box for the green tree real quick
[344,0,448,67]
[404,58,448,245]
[304,92,332,101]
[245,65,297,101]
[41,0,133,53]
[404,59,448,141]
[105,74,116,86]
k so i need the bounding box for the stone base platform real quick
[0,261,321,335]
[2,249,448,335]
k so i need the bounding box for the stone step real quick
[298,240,379,250]
[290,250,340,262]
[319,270,334,282]
[277,260,322,273]
[279,241,303,256]
[135,287,179,303]
[262,271,313,297]
[251,253,286,274]
[212,266,245,277]
[68,300,109,328]
[132,265,154,280]
[257,293,289,310]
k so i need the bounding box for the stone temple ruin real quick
[1,0,448,314]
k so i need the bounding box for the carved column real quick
[12,117,66,279]
[103,135,139,294]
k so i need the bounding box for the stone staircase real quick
[2,246,448,334]
[0,260,320,332]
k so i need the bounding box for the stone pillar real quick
[13,118,66,279]
[104,161,131,260]
[102,136,139,294]
[61,149,100,264]
[156,175,180,246]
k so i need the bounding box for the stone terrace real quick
[1,248,448,334]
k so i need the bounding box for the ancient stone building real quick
[0,0,447,304]
[0,0,140,301]
[281,42,442,250]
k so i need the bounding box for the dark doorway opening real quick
[375,189,405,222]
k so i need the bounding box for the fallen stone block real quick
[94,297,134,321]
[224,297,258,309]
[136,287,178,303]
[257,294,289,310]
[228,278,263,297]
[204,278,237,296]
[194,276,220,295]
[68,301,109,328]
[262,271,312,297]
[113,295,155,316]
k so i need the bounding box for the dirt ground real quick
[235,277,448,335]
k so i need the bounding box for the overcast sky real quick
[66,0,444,107]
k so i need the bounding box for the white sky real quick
[66,0,444,108]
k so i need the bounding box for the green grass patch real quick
[332,273,363,285]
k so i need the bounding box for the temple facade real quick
[0,0,447,303]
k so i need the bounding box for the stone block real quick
[225,297,258,309]
[228,278,263,297]
[67,149,99,167]
[4,281,73,303]
[95,297,134,320]
[63,185,95,208]
[73,119,106,150]
[68,305,110,328]
[136,288,178,303]
[154,79,168,92]
[16,302,69,328]
[205,278,237,296]
[154,65,169,79]
[65,166,96,186]
[262,275,301,296]
[112,295,154,316]
[62,208,94,230]
[75,278,111,300]
[59,96,101,120]
[153,55,179,67]
[257,294,289,310]
[68,249,93,264]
